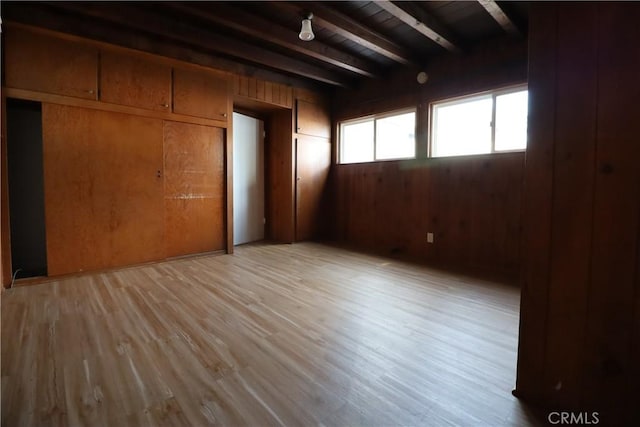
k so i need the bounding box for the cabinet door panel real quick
[100,52,172,111]
[5,28,98,99]
[296,135,331,241]
[164,121,225,257]
[173,68,229,121]
[296,100,330,139]
[42,105,165,276]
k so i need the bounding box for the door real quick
[174,68,229,121]
[233,113,265,245]
[42,105,165,276]
[4,27,98,100]
[295,135,331,241]
[164,121,225,257]
[100,51,172,112]
[6,99,47,278]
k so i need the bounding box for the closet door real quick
[295,135,331,241]
[4,28,98,99]
[173,68,229,121]
[163,121,225,257]
[42,104,164,276]
[100,51,172,112]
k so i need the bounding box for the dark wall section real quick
[6,99,47,278]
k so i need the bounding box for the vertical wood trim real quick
[264,81,273,105]
[293,137,299,241]
[633,207,640,425]
[415,101,429,159]
[288,109,296,241]
[515,2,557,401]
[226,83,234,253]
[233,75,240,97]
[248,77,257,99]
[239,76,249,97]
[256,79,265,102]
[0,94,12,287]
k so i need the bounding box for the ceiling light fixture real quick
[299,13,315,41]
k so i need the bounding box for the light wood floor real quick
[2,242,542,426]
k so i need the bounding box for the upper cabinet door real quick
[296,100,331,139]
[4,28,98,99]
[173,68,229,121]
[100,52,172,112]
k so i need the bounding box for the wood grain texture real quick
[4,26,98,100]
[3,87,228,129]
[265,109,295,243]
[163,121,225,258]
[1,97,12,286]
[173,67,229,121]
[1,242,540,426]
[581,2,640,419]
[332,153,524,279]
[42,104,165,276]
[233,75,293,108]
[514,2,557,403]
[295,136,331,241]
[100,51,172,112]
[516,3,640,423]
[296,99,331,139]
[543,3,597,409]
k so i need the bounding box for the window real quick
[339,109,416,164]
[430,86,528,157]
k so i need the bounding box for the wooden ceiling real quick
[2,1,529,90]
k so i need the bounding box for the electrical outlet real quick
[427,232,434,243]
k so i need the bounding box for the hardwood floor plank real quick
[2,243,541,426]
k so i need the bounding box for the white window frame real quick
[339,108,417,164]
[429,84,528,158]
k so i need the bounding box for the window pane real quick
[375,112,416,160]
[432,96,492,157]
[341,120,374,164]
[495,90,528,151]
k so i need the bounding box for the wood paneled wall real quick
[516,3,640,425]
[333,154,524,278]
[2,24,332,284]
[330,38,528,279]
[233,75,293,109]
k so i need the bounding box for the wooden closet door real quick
[295,135,331,241]
[42,105,165,276]
[296,100,330,139]
[100,52,172,112]
[173,68,229,121]
[163,121,225,257]
[4,28,98,99]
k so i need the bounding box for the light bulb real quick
[299,18,315,41]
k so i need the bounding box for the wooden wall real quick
[331,38,528,279]
[1,24,332,285]
[516,3,640,425]
[333,153,524,278]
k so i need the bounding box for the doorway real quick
[232,112,265,245]
[6,99,48,278]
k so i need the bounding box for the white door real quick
[233,113,265,245]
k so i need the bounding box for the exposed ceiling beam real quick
[275,2,415,66]
[43,2,351,87]
[478,0,521,36]
[164,2,380,79]
[376,1,459,53]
